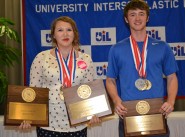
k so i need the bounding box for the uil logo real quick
[96,64,107,76]
[91,28,116,45]
[41,30,52,47]
[95,30,111,42]
[147,30,161,40]
[146,27,166,41]
[170,43,185,60]
[45,34,51,43]
[93,62,108,79]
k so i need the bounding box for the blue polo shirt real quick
[107,37,178,101]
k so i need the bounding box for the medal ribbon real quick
[130,35,148,78]
[55,48,76,87]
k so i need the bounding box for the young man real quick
[106,0,178,137]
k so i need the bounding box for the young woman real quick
[20,16,101,137]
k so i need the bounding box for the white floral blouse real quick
[29,49,94,132]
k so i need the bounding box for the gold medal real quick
[60,91,64,100]
[135,78,147,91]
[77,85,92,99]
[60,85,65,100]
[146,79,152,90]
[22,88,36,102]
[136,100,150,115]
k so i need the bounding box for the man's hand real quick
[114,100,128,119]
[159,102,174,118]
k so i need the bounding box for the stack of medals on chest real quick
[130,35,152,91]
[135,78,152,91]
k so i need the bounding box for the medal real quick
[60,85,65,100]
[60,91,64,100]
[146,79,152,90]
[135,78,147,91]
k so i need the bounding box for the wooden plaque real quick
[63,79,113,126]
[122,98,167,137]
[4,85,49,126]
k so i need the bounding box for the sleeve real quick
[29,52,45,87]
[106,45,118,78]
[163,43,179,76]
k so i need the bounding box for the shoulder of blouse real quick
[33,49,51,60]
[78,51,92,59]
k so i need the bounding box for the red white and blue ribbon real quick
[130,35,148,78]
[55,48,76,87]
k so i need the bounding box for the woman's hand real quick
[18,121,32,129]
[88,115,101,126]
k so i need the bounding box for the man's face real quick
[125,9,149,32]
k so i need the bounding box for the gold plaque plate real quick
[123,98,167,136]
[125,114,164,133]
[9,102,46,120]
[4,85,49,126]
[63,79,113,126]
[69,95,109,120]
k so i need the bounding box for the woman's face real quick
[54,21,74,47]
[125,9,149,33]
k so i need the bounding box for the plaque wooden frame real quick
[4,85,49,126]
[122,98,167,137]
[63,79,113,126]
